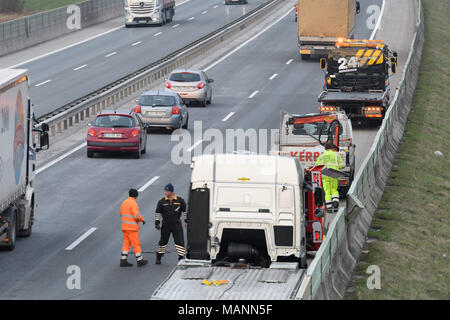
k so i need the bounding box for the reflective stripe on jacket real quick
[315,149,343,170]
[120,197,144,231]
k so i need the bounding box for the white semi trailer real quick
[0,69,49,251]
[124,0,175,27]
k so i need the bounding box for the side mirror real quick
[320,58,327,70]
[391,62,397,74]
[356,1,361,14]
[40,123,49,132]
[37,131,50,151]
[314,187,325,207]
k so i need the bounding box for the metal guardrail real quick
[0,0,124,56]
[34,0,284,139]
[299,0,424,300]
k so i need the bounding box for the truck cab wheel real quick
[19,199,34,237]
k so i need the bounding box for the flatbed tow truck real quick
[152,154,344,300]
[318,39,397,124]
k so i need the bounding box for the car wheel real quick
[201,99,207,108]
[182,115,189,129]
[142,140,147,154]
[206,92,212,105]
[87,150,94,158]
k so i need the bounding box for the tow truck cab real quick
[319,40,397,123]
[186,154,326,269]
[277,111,355,196]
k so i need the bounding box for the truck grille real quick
[330,73,386,91]
[130,2,155,14]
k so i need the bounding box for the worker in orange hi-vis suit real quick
[120,189,148,267]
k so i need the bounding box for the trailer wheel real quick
[2,208,17,251]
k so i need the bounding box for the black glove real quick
[142,220,146,225]
[155,221,161,230]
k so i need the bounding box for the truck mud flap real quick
[187,187,210,260]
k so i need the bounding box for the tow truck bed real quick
[318,90,385,103]
[151,262,305,300]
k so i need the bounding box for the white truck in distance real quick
[0,69,49,250]
[152,154,328,300]
[124,0,175,26]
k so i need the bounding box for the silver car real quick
[135,91,189,131]
[165,69,214,107]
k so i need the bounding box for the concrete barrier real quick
[297,0,424,300]
[0,0,124,56]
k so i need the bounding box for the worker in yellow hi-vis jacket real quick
[316,142,343,212]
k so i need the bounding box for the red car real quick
[87,110,147,158]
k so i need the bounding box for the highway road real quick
[1,0,268,118]
[0,0,417,299]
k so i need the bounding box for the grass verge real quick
[0,0,82,23]
[347,0,450,300]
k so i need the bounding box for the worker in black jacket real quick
[155,183,187,264]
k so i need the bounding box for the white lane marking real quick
[201,11,208,14]
[7,26,123,69]
[213,5,219,9]
[138,176,160,193]
[105,51,117,58]
[131,41,142,46]
[176,0,190,6]
[154,32,163,37]
[286,59,293,65]
[222,112,235,122]
[65,227,97,251]
[370,0,386,40]
[35,79,52,87]
[73,64,87,71]
[36,142,86,175]
[204,8,294,72]
[269,73,278,80]
[188,17,195,21]
[187,140,203,152]
[172,24,180,28]
[249,90,259,99]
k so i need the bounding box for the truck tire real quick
[2,208,17,251]
[301,54,310,60]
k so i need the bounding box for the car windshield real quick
[94,115,135,128]
[291,122,330,136]
[139,95,176,106]
[169,72,201,82]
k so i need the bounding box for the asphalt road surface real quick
[0,0,419,299]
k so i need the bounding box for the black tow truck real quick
[318,40,398,125]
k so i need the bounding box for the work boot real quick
[137,259,148,267]
[155,253,162,265]
[120,260,133,267]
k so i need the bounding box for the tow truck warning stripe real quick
[368,50,382,65]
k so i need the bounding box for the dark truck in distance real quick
[318,40,398,124]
